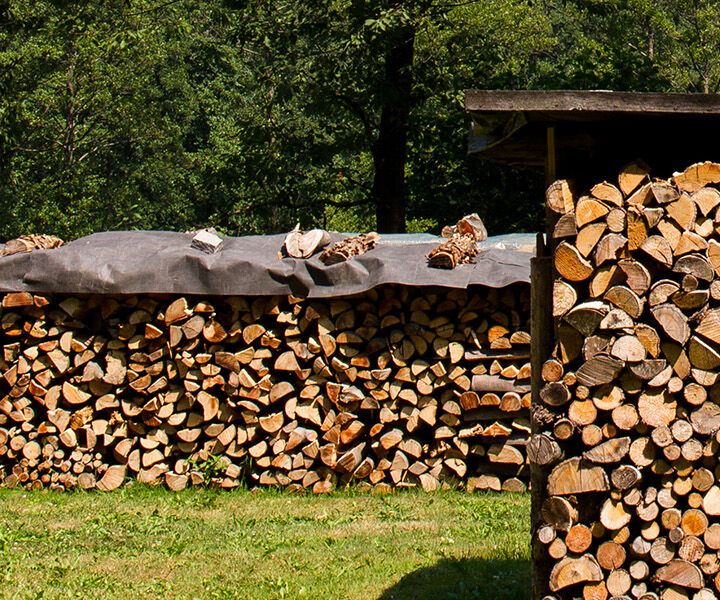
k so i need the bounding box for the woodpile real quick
[426,234,479,269]
[536,161,720,600]
[0,282,530,493]
[1,234,64,257]
[319,232,380,265]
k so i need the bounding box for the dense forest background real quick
[2,0,720,240]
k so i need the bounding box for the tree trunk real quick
[373,24,415,233]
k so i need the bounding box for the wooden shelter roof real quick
[465,90,720,117]
[464,90,720,183]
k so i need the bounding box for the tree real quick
[228,0,555,233]
[5,0,720,242]
[408,0,555,234]
[0,2,198,237]
[647,0,720,93]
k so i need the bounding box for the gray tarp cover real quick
[0,231,533,298]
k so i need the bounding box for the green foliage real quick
[406,217,437,233]
[323,203,375,234]
[408,0,554,234]
[649,0,720,92]
[3,0,720,240]
[187,453,253,485]
[187,454,230,482]
[1,2,208,238]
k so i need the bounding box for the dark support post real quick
[532,127,560,600]
[530,233,554,600]
[545,126,556,187]
[544,125,558,243]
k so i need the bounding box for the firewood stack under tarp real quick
[535,160,720,600]
[0,282,531,492]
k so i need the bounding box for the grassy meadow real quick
[0,486,530,600]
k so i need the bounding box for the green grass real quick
[0,486,530,600]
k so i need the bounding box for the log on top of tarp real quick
[0,231,534,297]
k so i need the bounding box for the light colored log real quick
[576,223,607,257]
[583,437,630,464]
[656,559,704,589]
[547,457,609,495]
[641,235,673,266]
[618,160,649,196]
[555,242,594,282]
[553,280,578,317]
[546,180,575,214]
[652,304,690,345]
[97,465,126,492]
[575,356,623,387]
[673,161,720,193]
[549,555,603,592]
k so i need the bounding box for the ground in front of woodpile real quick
[0,487,529,600]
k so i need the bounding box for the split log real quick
[283,226,331,258]
[549,555,603,592]
[440,213,488,241]
[426,234,478,269]
[555,242,594,281]
[1,234,64,256]
[320,232,380,265]
[547,180,575,214]
[547,458,609,495]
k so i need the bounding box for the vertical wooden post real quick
[545,126,557,187]
[530,124,560,600]
[544,125,559,242]
[530,241,554,600]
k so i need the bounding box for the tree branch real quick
[277,197,373,210]
[77,138,135,163]
[331,92,377,146]
[337,173,372,192]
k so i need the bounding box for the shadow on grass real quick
[377,558,530,600]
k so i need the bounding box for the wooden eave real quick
[465,90,720,117]
[464,90,720,182]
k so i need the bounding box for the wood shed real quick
[466,90,720,600]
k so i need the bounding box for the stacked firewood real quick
[536,161,720,599]
[1,234,64,257]
[319,232,380,265]
[427,213,487,269]
[0,283,530,493]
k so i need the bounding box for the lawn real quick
[0,486,530,600]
